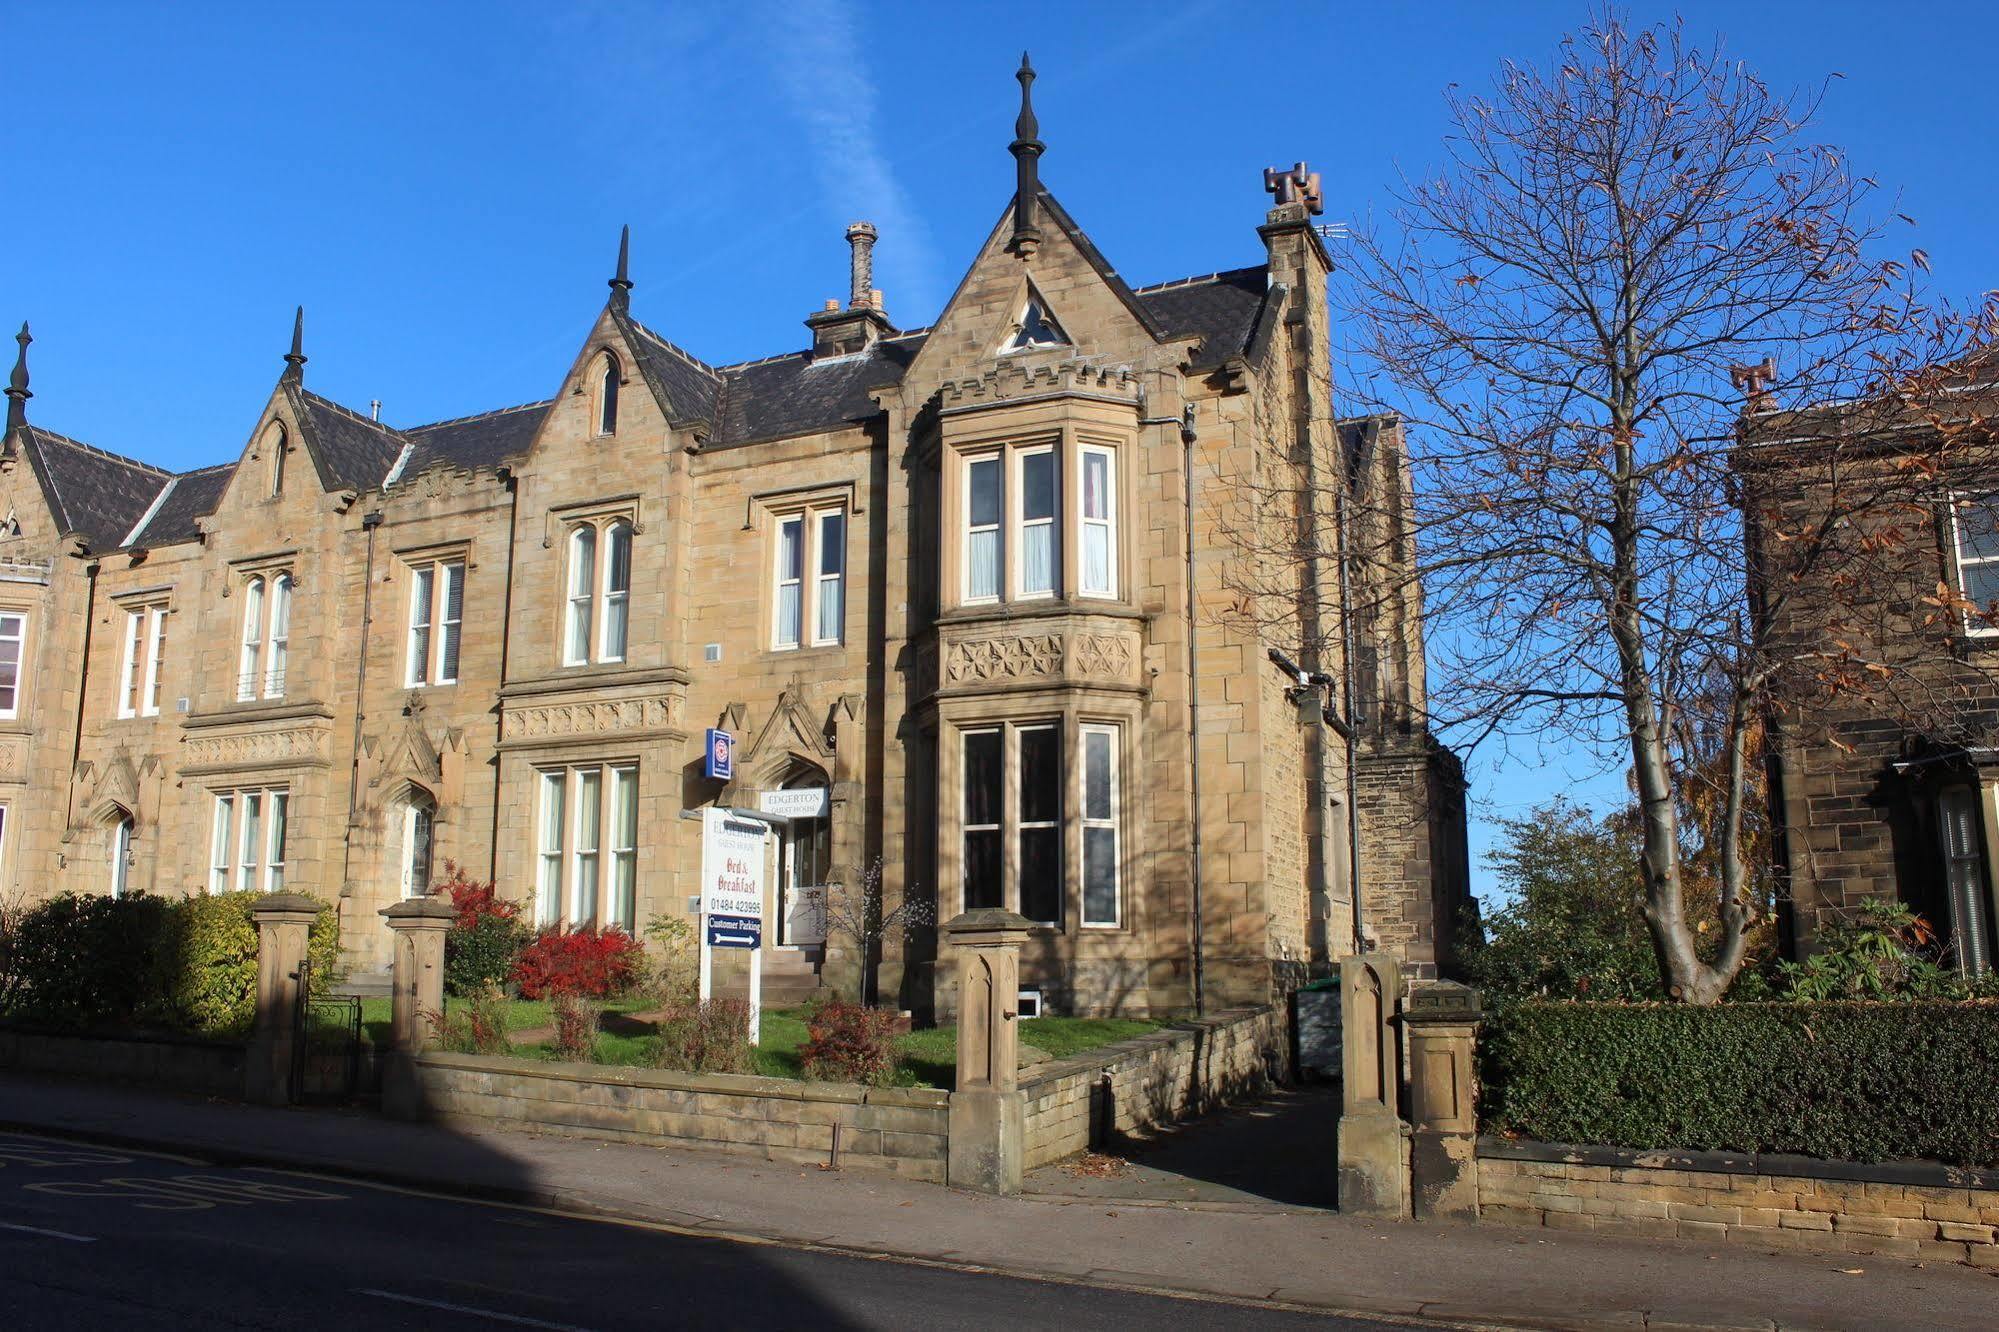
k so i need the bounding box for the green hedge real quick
[1480,1000,1999,1168]
[0,892,340,1038]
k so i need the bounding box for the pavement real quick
[2,1072,1994,1331]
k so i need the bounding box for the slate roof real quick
[295,390,407,494]
[15,425,171,552]
[130,464,235,548]
[708,335,926,449]
[1134,267,1274,371]
[399,401,552,479]
[621,317,723,426]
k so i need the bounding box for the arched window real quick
[401,793,436,900]
[237,576,265,700]
[564,525,596,666]
[597,353,620,436]
[109,814,134,899]
[601,520,632,661]
[265,423,287,497]
[266,574,292,697]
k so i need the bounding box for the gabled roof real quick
[1033,189,1167,342]
[1133,266,1272,372]
[706,334,926,450]
[399,400,551,480]
[294,389,407,494]
[618,314,724,427]
[14,425,170,552]
[130,463,234,548]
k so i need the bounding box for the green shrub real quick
[439,865,528,998]
[0,891,339,1038]
[647,996,753,1075]
[1481,1000,1999,1167]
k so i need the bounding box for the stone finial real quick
[1730,356,1778,414]
[609,224,633,310]
[1262,162,1324,215]
[1008,52,1045,257]
[845,221,878,310]
[4,322,29,431]
[281,306,307,384]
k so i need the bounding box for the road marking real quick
[0,1220,97,1242]
[0,1129,203,1166]
[355,1289,597,1330]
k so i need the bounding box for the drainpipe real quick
[340,511,383,903]
[68,555,100,828]
[1333,434,1364,953]
[491,470,520,886]
[1181,404,1207,1015]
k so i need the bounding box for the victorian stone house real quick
[0,61,1469,1015]
[1741,352,1999,974]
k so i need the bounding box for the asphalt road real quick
[0,1131,1401,1330]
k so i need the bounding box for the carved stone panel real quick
[501,693,682,744]
[931,622,1143,699]
[181,724,331,774]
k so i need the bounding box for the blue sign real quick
[706,913,762,949]
[703,728,734,781]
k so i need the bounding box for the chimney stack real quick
[847,222,878,310]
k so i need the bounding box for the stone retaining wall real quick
[1479,1139,1999,1269]
[1021,1006,1289,1171]
[0,1026,246,1098]
[407,1051,952,1182]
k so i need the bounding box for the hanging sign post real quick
[698,806,769,1045]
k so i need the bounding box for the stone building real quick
[1741,354,1999,973]
[0,61,1469,1014]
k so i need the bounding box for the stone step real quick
[332,971,393,999]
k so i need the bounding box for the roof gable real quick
[14,426,170,552]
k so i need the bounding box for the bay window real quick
[405,559,464,687]
[952,437,1120,607]
[209,787,289,893]
[536,762,638,931]
[958,720,1064,924]
[771,503,847,649]
[964,457,1003,603]
[118,605,169,718]
[1081,447,1117,598]
[1081,724,1122,926]
[1017,448,1058,599]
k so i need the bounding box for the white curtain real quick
[1021,524,1054,595]
[968,529,1000,600]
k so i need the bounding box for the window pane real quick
[268,793,288,892]
[1084,827,1118,925]
[1022,452,1055,521]
[241,792,262,884]
[210,795,233,893]
[776,583,801,647]
[576,770,602,851]
[1020,827,1061,923]
[1959,500,1999,561]
[599,356,620,434]
[147,610,168,712]
[1021,523,1054,596]
[1083,451,1109,520]
[1019,726,1060,824]
[603,594,628,660]
[1966,562,1999,619]
[538,773,565,925]
[568,528,597,598]
[967,529,1000,600]
[1083,525,1111,596]
[606,524,632,594]
[1085,730,1113,820]
[407,806,433,898]
[964,730,1002,827]
[969,457,1001,528]
[440,577,463,682]
[817,512,844,577]
[778,517,803,581]
[411,567,434,633]
[574,852,599,925]
[122,611,144,713]
[964,829,1002,910]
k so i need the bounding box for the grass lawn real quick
[358,995,1160,1090]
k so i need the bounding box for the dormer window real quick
[596,352,621,436]
[1002,298,1068,353]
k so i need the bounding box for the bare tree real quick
[823,857,934,1006]
[1224,13,1984,1002]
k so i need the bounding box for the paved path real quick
[2,1073,1993,1330]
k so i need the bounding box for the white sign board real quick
[758,787,829,820]
[700,808,768,920]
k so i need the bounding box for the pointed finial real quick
[609,225,633,309]
[281,306,306,383]
[1009,52,1045,257]
[4,323,30,431]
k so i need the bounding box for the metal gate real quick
[289,956,364,1104]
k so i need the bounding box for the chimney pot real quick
[824,299,840,311]
[845,221,879,311]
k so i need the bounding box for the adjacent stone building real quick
[1741,354,1999,973]
[0,62,1470,1014]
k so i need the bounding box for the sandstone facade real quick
[0,102,1469,1014]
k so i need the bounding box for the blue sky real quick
[8,2,1994,899]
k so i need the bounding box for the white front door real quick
[776,797,830,947]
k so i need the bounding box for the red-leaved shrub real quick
[799,998,902,1086]
[511,927,642,1000]
[441,862,520,930]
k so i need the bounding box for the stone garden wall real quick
[1020,1006,1288,1171]
[1479,1139,1999,1269]
[406,1051,952,1182]
[0,1027,247,1098]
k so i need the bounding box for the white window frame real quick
[1951,494,1999,637]
[958,720,1065,923]
[208,787,289,894]
[963,455,1004,605]
[1014,445,1059,600]
[110,815,133,899]
[236,574,290,701]
[770,504,847,650]
[1080,445,1118,599]
[563,525,596,667]
[405,558,465,687]
[401,798,435,900]
[562,518,633,667]
[0,611,22,720]
[1080,723,1122,927]
[535,762,638,931]
[118,604,169,718]
[599,520,632,663]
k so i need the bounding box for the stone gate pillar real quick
[380,896,455,1121]
[245,893,322,1106]
[1336,954,1408,1217]
[944,908,1033,1194]
[1405,981,1482,1221]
